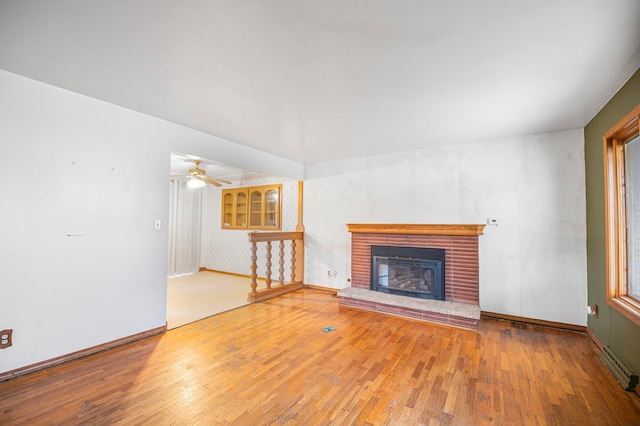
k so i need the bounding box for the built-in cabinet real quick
[221,184,281,230]
[222,188,248,229]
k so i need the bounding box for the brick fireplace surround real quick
[338,224,485,329]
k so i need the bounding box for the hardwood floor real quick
[1,289,639,425]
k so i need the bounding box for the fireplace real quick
[338,224,485,329]
[371,245,445,300]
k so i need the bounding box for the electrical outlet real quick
[0,329,13,349]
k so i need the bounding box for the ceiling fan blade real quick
[172,160,232,187]
[201,176,222,187]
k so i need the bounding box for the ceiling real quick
[1,0,639,165]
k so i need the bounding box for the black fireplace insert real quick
[371,245,445,300]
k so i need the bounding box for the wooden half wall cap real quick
[346,223,486,236]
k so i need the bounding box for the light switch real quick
[487,218,498,226]
[154,219,162,230]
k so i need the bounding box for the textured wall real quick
[304,129,587,325]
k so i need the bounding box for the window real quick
[221,184,281,230]
[625,135,640,300]
[603,104,640,326]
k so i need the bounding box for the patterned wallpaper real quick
[202,175,299,277]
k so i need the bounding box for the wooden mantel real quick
[346,223,486,236]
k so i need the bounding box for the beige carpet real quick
[167,271,263,329]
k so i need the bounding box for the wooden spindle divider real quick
[290,239,296,283]
[265,241,272,289]
[247,232,304,303]
[250,241,258,295]
[279,240,285,285]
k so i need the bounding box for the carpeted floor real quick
[166,271,262,329]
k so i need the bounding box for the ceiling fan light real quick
[187,177,206,188]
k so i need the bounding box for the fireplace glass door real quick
[373,256,443,300]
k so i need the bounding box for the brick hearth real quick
[341,224,485,329]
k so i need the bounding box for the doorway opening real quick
[166,152,254,328]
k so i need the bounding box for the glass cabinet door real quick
[264,189,278,227]
[235,191,247,227]
[222,193,233,227]
[249,190,262,227]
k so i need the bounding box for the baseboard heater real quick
[600,345,639,391]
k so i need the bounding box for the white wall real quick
[202,176,299,277]
[0,70,302,374]
[303,130,587,325]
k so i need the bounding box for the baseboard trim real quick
[200,268,250,278]
[0,324,166,383]
[586,327,604,351]
[481,311,586,332]
[202,269,319,286]
[200,269,264,280]
[201,273,338,295]
[303,283,339,293]
[200,271,336,294]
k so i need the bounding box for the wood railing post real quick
[290,239,296,283]
[250,241,258,294]
[279,239,285,285]
[265,241,272,289]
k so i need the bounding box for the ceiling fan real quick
[172,160,232,188]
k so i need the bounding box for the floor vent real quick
[601,345,639,391]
